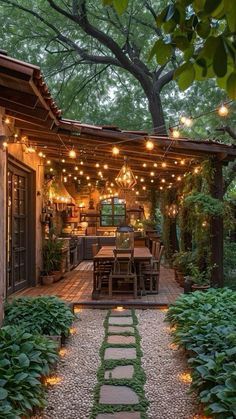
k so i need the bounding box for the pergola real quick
[1,51,236,288]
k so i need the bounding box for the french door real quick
[7,161,34,294]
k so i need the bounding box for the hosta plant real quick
[0,325,58,418]
[166,289,236,418]
[4,296,74,337]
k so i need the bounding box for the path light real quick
[112,146,119,155]
[218,104,229,117]
[114,306,124,312]
[178,372,192,384]
[168,342,179,351]
[59,348,67,357]
[45,376,62,386]
[69,149,76,159]
[146,140,154,151]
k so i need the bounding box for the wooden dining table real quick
[93,246,153,297]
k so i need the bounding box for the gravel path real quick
[34,309,106,419]
[137,309,200,419]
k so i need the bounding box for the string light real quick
[62,168,66,173]
[180,159,185,165]
[75,166,78,170]
[104,164,108,169]
[142,163,147,167]
[95,163,100,168]
[79,170,83,175]
[4,117,10,124]
[3,141,8,149]
[146,140,154,150]
[161,162,167,168]
[112,146,119,155]
[177,176,182,181]
[38,151,43,157]
[49,168,53,172]
[171,128,180,139]
[61,159,65,163]
[150,171,155,176]
[69,149,76,159]
[46,160,51,165]
[80,161,84,165]
[153,163,157,168]
[151,179,154,183]
[218,104,229,117]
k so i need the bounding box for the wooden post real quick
[0,109,7,325]
[210,160,224,287]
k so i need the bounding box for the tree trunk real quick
[147,90,167,135]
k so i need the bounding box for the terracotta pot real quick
[175,269,185,287]
[52,271,62,282]
[41,275,54,285]
[192,284,210,292]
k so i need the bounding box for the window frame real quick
[100,197,126,227]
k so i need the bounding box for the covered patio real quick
[1,52,236,310]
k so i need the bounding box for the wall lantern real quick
[116,225,134,250]
[166,204,178,218]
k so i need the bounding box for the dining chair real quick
[142,245,164,293]
[109,249,137,298]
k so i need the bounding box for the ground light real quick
[178,372,192,384]
[45,376,62,386]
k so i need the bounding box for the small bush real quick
[166,289,236,418]
[4,296,74,337]
[0,325,58,418]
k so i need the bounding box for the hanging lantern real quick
[116,225,134,250]
[115,157,137,190]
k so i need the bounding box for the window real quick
[100,197,126,227]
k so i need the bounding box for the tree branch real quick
[156,69,175,91]
[216,126,236,140]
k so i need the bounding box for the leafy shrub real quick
[4,296,74,337]
[224,240,236,290]
[166,289,236,418]
[0,325,58,418]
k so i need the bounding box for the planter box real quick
[52,271,62,282]
[41,275,54,285]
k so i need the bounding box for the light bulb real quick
[218,104,229,117]
[61,159,65,163]
[146,140,154,150]
[79,171,83,175]
[69,149,76,159]
[150,172,155,176]
[161,162,167,168]
[47,160,51,165]
[184,117,193,127]
[38,152,43,157]
[3,142,8,148]
[95,163,100,168]
[112,146,119,155]
[143,163,147,167]
[4,117,10,124]
[104,164,108,169]
[172,129,180,139]
[75,166,78,170]
[153,163,158,168]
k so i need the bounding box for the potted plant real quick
[41,235,64,284]
[186,263,211,292]
[172,251,194,287]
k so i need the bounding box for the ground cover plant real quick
[166,289,236,418]
[0,325,58,418]
[4,296,74,337]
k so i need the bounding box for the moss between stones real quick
[90,309,149,419]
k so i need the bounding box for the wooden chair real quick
[109,249,137,298]
[142,245,164,294]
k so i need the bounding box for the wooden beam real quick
[0,99,49,121]
[0,84,38,108]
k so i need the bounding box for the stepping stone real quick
[96,412,141,419]
[99,385,139,405]
[104,347,136,360]
[111,309,132,316]
[109,317,133,325]
[107,335,135,345]
[108,326,135,334]
[105,365,134,380]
